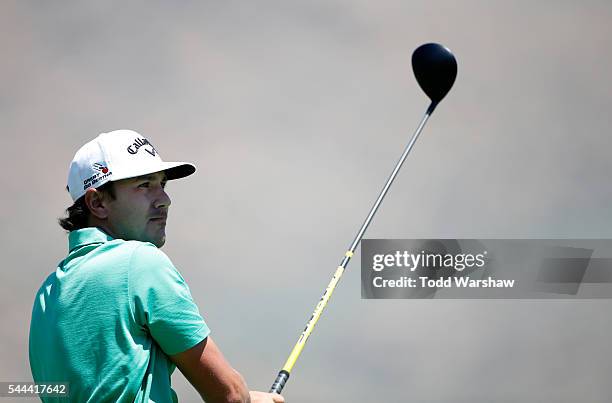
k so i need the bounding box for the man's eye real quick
[138,182,150,188]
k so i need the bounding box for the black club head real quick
[412,43,457,109]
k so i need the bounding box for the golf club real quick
[269,43,458,395]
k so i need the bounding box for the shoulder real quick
[124,241,185,284]
[124,241,173,267]
[97,239,173,269]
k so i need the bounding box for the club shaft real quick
[269,102,435,395]
[345,102,434,259]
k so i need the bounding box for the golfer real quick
[29,130,284,403]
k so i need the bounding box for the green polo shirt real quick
[29,227,210,402]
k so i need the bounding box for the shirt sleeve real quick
[128,243,210,355]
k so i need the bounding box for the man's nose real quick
[155,187,171,209]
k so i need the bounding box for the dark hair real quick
[58,182,116,231]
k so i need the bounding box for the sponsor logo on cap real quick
[92,163,109,174]
[83,163,113,191]
[127,137,157,156]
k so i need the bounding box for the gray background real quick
[1,1,611,402]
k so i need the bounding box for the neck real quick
[87,217,118,240]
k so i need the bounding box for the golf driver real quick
[269,43,458,394]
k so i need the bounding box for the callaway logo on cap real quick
[67,129,196,201]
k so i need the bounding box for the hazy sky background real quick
[1,1,612,402]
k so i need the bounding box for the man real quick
[29,130,284,403]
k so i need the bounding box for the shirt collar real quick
[68,227,115,252]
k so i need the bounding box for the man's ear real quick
[84,188,111,220]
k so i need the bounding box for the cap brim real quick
[163,162,196,180]
[111,161,196,183]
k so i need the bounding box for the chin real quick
[145,228,166,248]
[154,237,166,248]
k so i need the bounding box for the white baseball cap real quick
[67,129,196,201]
